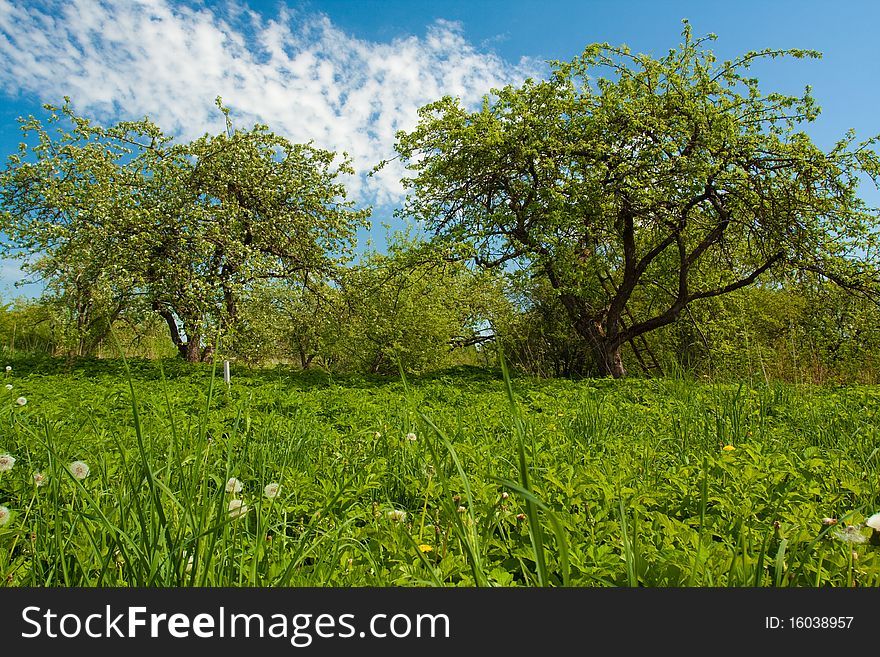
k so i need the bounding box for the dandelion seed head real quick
[5,365,11,372]
[69,460,90,480]
[386,509,406,522]
[406,433,417,441]
[865,513,880,531]
[225,477,243,494]
[457,506,467,514]
[263,483,280,499]
[227,499,249,519]
[4,384,11,391]
[15,396,26,406]
[33,472,46,487]
[822,517,838,526]
[0,454,15,472]
[0,506,9,525]
[833,525,867,544]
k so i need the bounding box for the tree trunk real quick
[154,304,188,359]
[184,333,202,363]
[590,339,627,378]
[554,288,629,379]
[576,316,627,378]
[153,304,209,363]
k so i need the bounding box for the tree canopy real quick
[388,22,880,377]
[0,98,369,360]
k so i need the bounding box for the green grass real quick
[0,353,878,587]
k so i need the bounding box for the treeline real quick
[2,251,879,383]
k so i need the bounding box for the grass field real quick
[0,354,878,587]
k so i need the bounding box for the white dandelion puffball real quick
[5,365,11,372]
[225,477,243,494]
[15,396,26,406]
[865,513,880,531]
[0,454,15,471]
[5,384,12,391]
[386,509,407,522]
[0,506,10,526]
[406,432,417,441]
[33,472,46,487]
[833,525,867,544]
[228,499,248,519]
[69,460,90,480]
[264,483,280,499]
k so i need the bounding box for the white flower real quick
[865,513,880,531]
[0,454,15,472]
[4,384,12,391]
[33,472,46,487]
[386,509,407,522]
[406,433,417,441]
[0,506,10,526]
[15,396,26,406]
[457,506,467,514]
[263,483,280,499]
[5,365,11,372]
[225,477,243,494]
[228,499,248,519]
[833,525,867,544]
[69,460,90,480]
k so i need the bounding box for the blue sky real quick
[0,0,878,299]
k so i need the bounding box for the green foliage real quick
[222,232,509,373]
[493,274,591,377]
[326,232,507,375]
[651,279,880,383]
[1,357,879,586]
[387,21,880,377]
[0,298,56,355]
[0,97,370,361]
[231,277,336,367]
[0,296,178,361]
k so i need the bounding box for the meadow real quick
[0,354,878,587]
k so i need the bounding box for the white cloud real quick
[0,0,539,205]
